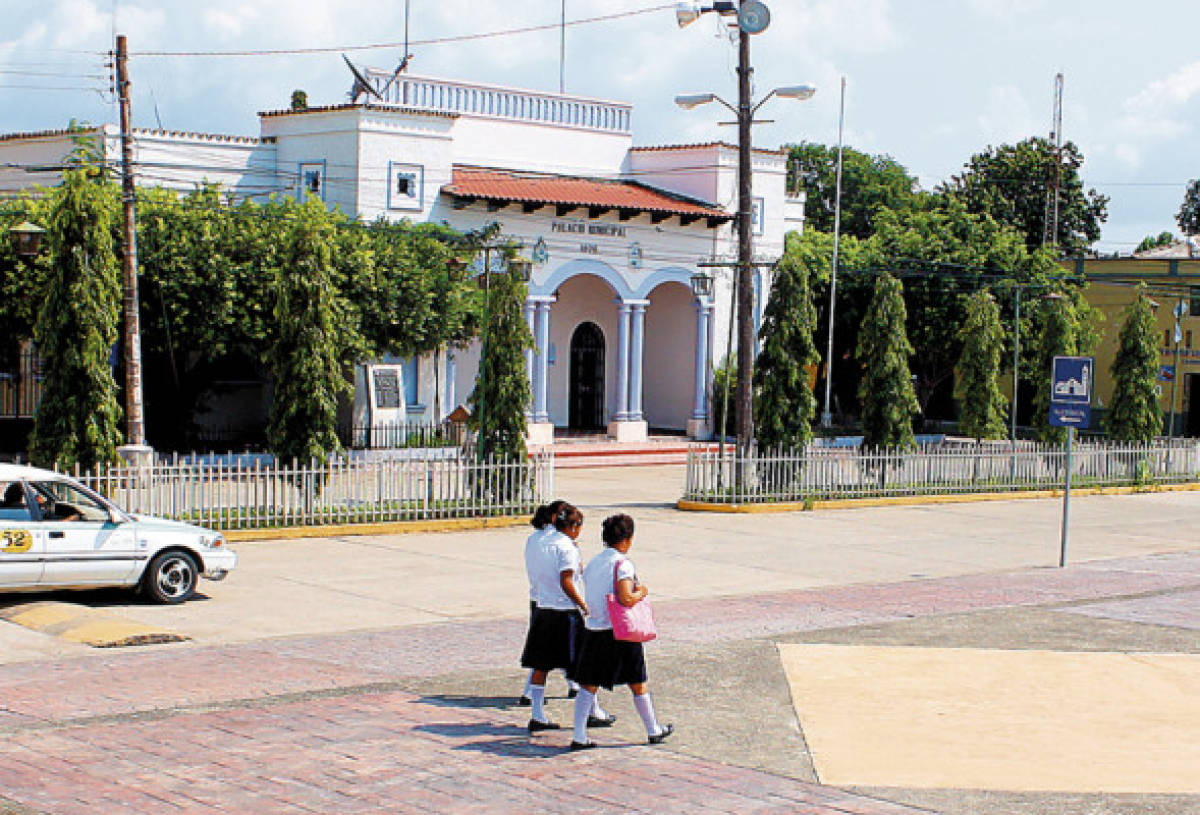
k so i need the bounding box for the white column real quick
[535,300,553,423]
[629,301,647,421]
[446,350,457,410]
[692,300,711,420]
[615,301,632,421]
[523,300,536,418]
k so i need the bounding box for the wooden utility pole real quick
[735,15,755,453]
[115,34,148,454]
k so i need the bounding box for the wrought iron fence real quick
[340,421,468,450]
[0,346,42,419]
[67,452,553,530]
[684,440,1200,504]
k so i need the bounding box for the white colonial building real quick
[0,71,804,443]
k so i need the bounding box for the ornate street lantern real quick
[9,221,45,257]
[690,271,714,298]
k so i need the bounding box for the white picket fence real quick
[684,440,1200,504]
[68,452,554,530]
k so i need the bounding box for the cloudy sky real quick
[3,0,1197,253]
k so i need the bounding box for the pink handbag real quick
[606,559,657,643]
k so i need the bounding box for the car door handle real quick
[49,530,65,539]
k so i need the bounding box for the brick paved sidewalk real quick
[0,687,931,815]
[1,551,1196,815]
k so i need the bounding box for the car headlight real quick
[199,534,225,549]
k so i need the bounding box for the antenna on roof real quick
[343,54,382,103]
[377,0,415,102]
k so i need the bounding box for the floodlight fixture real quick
[774,84,817,101]
[674,92,717,110]
[675,1,702,28]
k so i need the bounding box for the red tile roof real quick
[444,166,731,220]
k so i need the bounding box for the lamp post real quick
[9,222,45,258]
[676,0,815,455]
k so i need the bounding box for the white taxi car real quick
[0,463,236,604]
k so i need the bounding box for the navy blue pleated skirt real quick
[570,627,648,690]
[520,607,583,672]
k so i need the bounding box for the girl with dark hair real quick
[519,500,577,705]
[568,513,672,750]
[520,502,606,732]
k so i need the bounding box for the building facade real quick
[0,72,803,444]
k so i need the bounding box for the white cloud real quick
[976,84,1034,145]
[966,0,1048,19]
[1102,60,1200,170]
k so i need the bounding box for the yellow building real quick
[1064,251,1200,436]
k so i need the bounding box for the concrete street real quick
[1,465,1197,814]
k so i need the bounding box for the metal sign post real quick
[1049,356,1093,568]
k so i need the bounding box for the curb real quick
[221,514,530,542]
[677,481,1200,514]
[0,602,188,648]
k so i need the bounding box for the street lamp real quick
[8,221,45,257]
[675,0,815,454]
[689,271,714,298]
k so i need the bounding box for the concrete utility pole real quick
[115,34,149,459]
[735,16,755,453]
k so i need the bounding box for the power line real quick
[132,4,674,59]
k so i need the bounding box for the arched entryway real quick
[569,322,605,430]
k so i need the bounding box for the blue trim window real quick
[752,197,765,236]
[388,162,424,211]
[298,160,326,202]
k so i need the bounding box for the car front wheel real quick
[143,551,198,604]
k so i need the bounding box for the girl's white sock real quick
[530,685,548,722]
[591,694,608,719]
[632,692,661,736]
[522,671,534,698]
[573,689,595,744]
[567,677,580,692]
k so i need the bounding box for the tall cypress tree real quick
[857,273,919,448]
[267,199,351,465]
[754,237,819,450]
[1031,293,1079,445]
[469,263,533,462]
[955,291,1008,441]
[1107,287,1161,442]
[29,167,123,470]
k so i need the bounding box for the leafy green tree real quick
[781,227,868,424]
[28,166,123,469]
[856,273,919,448]
[469,261,533,461]
[1107,287,1162,442]
[754,233,819,449]
[1177,179,1200,236]
[787,142,922,239]
[266,198,354,464]
[710,356,738,441]
[863,200,1035,419]
[955,291,1008,441]
[943,137,1109,256]
[0,199,49,374]
[1135,231,1176,253]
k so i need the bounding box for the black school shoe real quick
[569,740,597,751]
[647,723,674,744]
[587,714,617,728]
[528,719,562,732]
[567,688,579,699]
[517,695,532,707]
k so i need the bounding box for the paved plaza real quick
[1,466,1198,815]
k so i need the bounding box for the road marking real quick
[0,602,188,647]
[778,643,1200,794]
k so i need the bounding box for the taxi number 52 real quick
[0,529,33,554]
